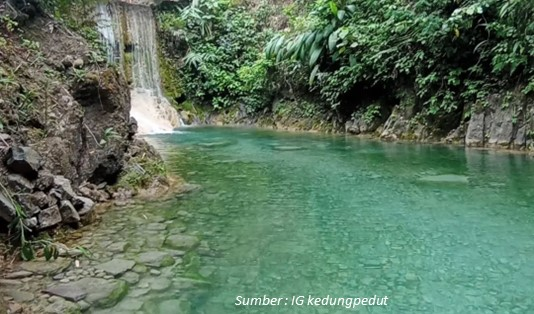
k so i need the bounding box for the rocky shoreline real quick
[0,181,204,314]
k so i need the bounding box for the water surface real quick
[115,127,534,313]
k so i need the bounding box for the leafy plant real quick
[0,183,59,261]
[100,127,120,146]
[169,0,274,111]
[73,68,88,83]
[262,0,534,125]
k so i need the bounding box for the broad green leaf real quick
[21,244,35,261]
[44,245,52,261]
[329,1,338,15]
[309,64,320,85]
[274,36,285,55]
[349,55,357,66]
[337,10,346,21]
[309,44,323,66]
[305,32,316,48]
[323,24,334,38]
[328,31,338,52]
[346,4,356,13]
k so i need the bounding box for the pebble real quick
[150,269,161,276]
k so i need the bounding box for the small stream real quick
[13,127,534,313]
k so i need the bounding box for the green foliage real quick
[265,0,534,123]
[1,15,18,33]
[1,183,60,261]
[363,104,381,124]
[118,157,167,190]
[40,0,107,56]
[100,127,120,146]
[162,0,274,111]
[73,68,88,82]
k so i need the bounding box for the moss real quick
[95,280,129,309]
[123,53,133,84]
[158,50,184,107]
[160,255,175,267]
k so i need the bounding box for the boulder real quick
[31,191,52,208]
[59,200,80,224]
[0,192,16,222]
[95,259,136,277]
[15,194,41,216]
[72,196,94,215]
[136,251,175,268]
[44,284,87,302]
[19,257,71,275]
[37,205,62,229]
[73,58,84,69]
[52,176,77,201]
[7,174,34,193]
[164,234,200,251]
[5,146,41,179]
[45,278,128,309]
[35,170,55,191]
[23,217,38,229]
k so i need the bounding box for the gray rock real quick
[95,259,135,277]
[5,271,33,279]
[43,297,80,314]
[59,200,80,224]
[487,100,515,148]
[146,222,167,231]
[45,277,128,309]
[164,234,200,251]
[7,302,23,314]
[19,257,71,276]
[61,55,74,68]
[35,170,55,191]
[121,271,139,285]
[33,191,53,208]
[15,194,41,216]
[73,196,95,215]
[119,300,144,311]
[73,58,84,69]
[0,279,23,286]
[106,241,129,253]
[52,176,77,201]
[137,251,175,268]
[138,277,171,292]
[38,205,62,229]
[6,146,42,179]
[3,290,34,302]
[23,217,38,229]
[0,191,16,222]
[77,300,91,311]
[380,106,411,140]
[7,174,34,193]
[44,284,87,302]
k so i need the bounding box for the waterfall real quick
[96,2,182,134]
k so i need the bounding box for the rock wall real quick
[465,92,533,149]
[0,1,160,231]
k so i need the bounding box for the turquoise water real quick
[144,127,534,313]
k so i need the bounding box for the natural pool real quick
[24,127,534,313]
[142,127,534,313]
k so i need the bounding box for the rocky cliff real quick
[0,0,162,233]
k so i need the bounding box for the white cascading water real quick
[96,2,182,134]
